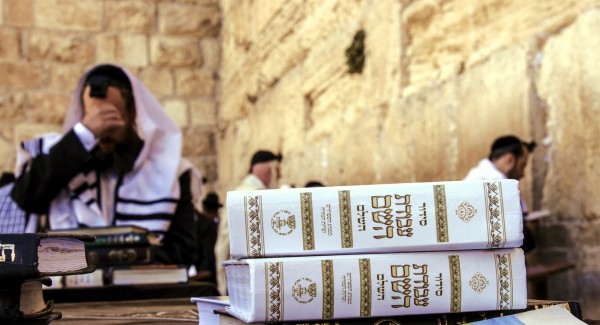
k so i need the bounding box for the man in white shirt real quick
[214,150,282,294]
[464,135,537,252]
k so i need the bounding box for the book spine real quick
[86,233,149,247]
[85,246,154,266]
[0,234,41,278]
[227,248,527,323]
[228,180,523,258]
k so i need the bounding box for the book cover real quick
[110,264,188,285]
[64,269,105,288]
[215,298,582,325]
[228,180,523,259]
[49,225,150,247]
[85,246,154,266]
[224,249,527,323]
[468,305,586,325]
[0,233,96,278]
[0,278,54,321]
[191,296,230,325]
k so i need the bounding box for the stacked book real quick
[219,180,534,323]
[0,233,95,324]
[48,226,188,287]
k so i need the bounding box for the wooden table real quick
[53,298,199,324]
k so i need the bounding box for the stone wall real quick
[0,0,220,189]
[219,0,600,318]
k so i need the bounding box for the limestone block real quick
[254,0,303,54]
[7,0,33,27]
[0,29,21,59]
[299,0,362,53]
[402,0,587,93]
[97,34,149,67]
[576,272,600,319]
[258,32,306,92]
[200,38,220,72]
[158,3,220,37]
[175,69,214,97]
[150,37,203,67]
[33,0,102,32]
[0,93,28,122]
[0,61,43,90]
[454,45,531,178]
[138,67,174,98]
[0,136,17,173]
[14,123,62,146]
[253,68,304,139]
[26,31,95,63]
[186,156,218,188]
[538,9,600,219]
[27,92,71,124]
[538,223,575,249]
[252,0,286,35]
[106,0,154,33]
[162,99,189,129]
[182,126,214,156]
[379,82,456,184]
[362,0,403,107]
[47,64,85,93]
[0,1,3,25]
[301,29,350,98]
[189,99,217,127]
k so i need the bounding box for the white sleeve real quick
[73,122,97,152]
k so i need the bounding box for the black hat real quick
[202,192,223,208]
[250,150,282,167]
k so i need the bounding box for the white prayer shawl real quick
[463,158,529,214]
[463,158,507,181]
[16,64,182,233]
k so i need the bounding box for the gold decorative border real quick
[322,260,334,319]
[484,182,507,248]
[245,196,265,257]
[359,258,371,317]
[434,185,449,242]
[495,253,513,310]
[301,193,315,251]
[449,255,461,312]
[266,261,284,322]
[339,190,353,248]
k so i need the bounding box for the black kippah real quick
[491,135,522,152]
[490,135,536,159]
[84,64,132,92]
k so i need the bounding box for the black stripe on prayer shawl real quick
[72,181,98,197]
[116,213,174,221]
[37,138,43,156]
[85,198,96,206]
[117,197,179,205]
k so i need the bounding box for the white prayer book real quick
[224,248,527,323]
[228,180,523,258]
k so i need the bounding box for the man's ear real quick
[505,153,516,169]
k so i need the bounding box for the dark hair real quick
[305,181,325,188]
[81,65,136,120]
[488,135,537,160]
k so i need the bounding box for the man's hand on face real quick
[81,102,126,140]
[81,85,130,152]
